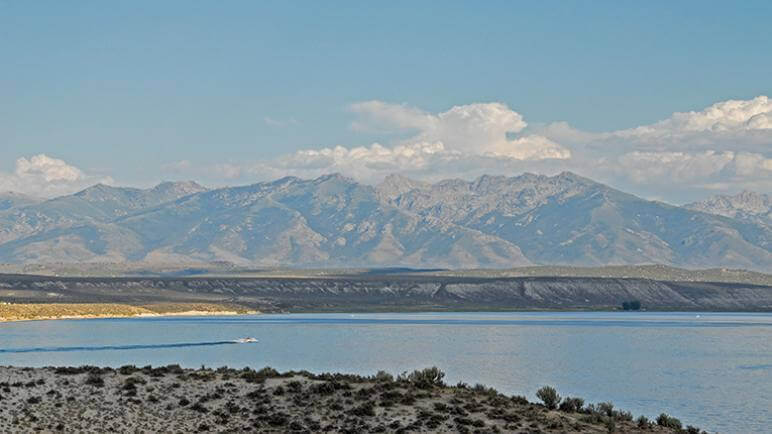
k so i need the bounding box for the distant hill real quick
[0,174,769,271]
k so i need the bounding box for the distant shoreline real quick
[0,303,258,323]
[1,272,770,315]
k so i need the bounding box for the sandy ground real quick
[0,366,696,433]
[0,303,257,322]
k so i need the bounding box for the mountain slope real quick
[686,191,771,227]
[379,172,772,270]
[112,174,530,267]
[0,182,207,245]
[0,174,769,270]
[0,192,40,211]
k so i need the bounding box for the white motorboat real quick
[234,337,258,344]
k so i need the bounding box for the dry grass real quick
[0,302,253,322]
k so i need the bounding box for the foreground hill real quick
[0,366,697,433]
[0,173,769,270]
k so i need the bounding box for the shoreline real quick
[3,304,768,323]
[0,303,258,323]
[0,310,257,323]
[0,365,701,433]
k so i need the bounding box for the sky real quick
[1,1,770,203]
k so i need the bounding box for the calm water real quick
[1,312,770,433]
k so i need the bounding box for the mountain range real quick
[0,173,769,270]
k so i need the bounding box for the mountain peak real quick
[152,181,207,196]
[74,183,127,198]
[686,190,770,224]
[554,171,595,184]
[313,173,357,185]
[377,174,430,200]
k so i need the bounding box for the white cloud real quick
[244,142,454,182]
[0,154,112,198]
[350,101,571,160]
[539,95,772,153]
[614,151,771,184]
[164,96,772,203]
[616,95,772,138]
[15,154,85,182]
[525,96,772,200]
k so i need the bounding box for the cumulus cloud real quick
[171,96,771,203]
[524,95,772,200]
[350,101,571,160]
[0,154,112,198]
[614,151,771,184]
[539,95,772,152]
[617,95,772,138]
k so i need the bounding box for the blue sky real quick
[1,1,770,202]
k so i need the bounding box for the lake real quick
[1,312,770,433]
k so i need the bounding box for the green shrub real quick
[374,371,394,383]
[286,380,303,394]
[622,300,642,310]
[597,401,614,417]
[84,373,104,388]
[656,413,682,429]
[559,396,584,412]
[350,401,376,417]
[636,415,650,429]
[118,365,138,375]
[510,395,529,405]
[536,386,561,410]
[406,367,446,389]
[605,417,615,433]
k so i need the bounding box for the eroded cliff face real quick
[1,274,770,312]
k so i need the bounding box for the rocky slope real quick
[0,366,691,433]
[0,181,208,255]
[379,173,771,270]
[686,190,771,227]
[0,173,769,270]
[0,192,40,211]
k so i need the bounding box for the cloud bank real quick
[11,96,771,202]
[350,101,571,160]
[211,96,769,202]
[0,154,113,198]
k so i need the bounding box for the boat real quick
[234,337,258,344]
